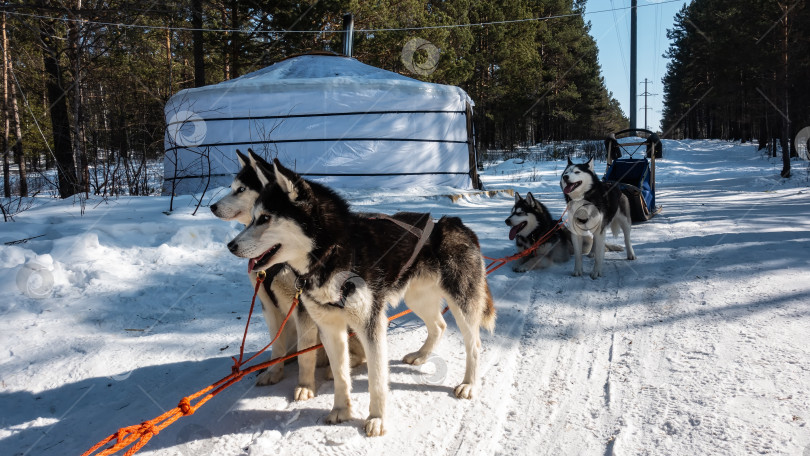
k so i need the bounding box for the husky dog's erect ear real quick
[567,157,573,167]
[248,149,274,173]
[526,192,538,207]
[247,150,275,188]
[586,158,595,171]
[235,149,250,168]
[514,191,522,203]
[273,158,310,202]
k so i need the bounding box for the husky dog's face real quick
[505,192,540,241]
[560,158,595,200]
[210,150,263,226]
[227,153,314,274]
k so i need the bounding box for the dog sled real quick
[603,128,662,222]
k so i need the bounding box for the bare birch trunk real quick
[9,61,26,196]
[165,26,172,94]
[3,9,26,196]
[2,9,10,198]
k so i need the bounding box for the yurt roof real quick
[167,53,473,108]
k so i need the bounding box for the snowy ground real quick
[1,140,809,456]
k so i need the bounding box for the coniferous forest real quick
[661,0,808,177]
[1,0,627,199]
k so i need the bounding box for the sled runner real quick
[603,128,662,222]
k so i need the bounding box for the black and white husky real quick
[560,158,636,279]
[227,152,496,436]
[504,192,581,272]
[210,150,363,401]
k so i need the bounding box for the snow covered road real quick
[1,140,809,455]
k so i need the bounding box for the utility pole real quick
[639,78,658,130]
[630,0,637,129]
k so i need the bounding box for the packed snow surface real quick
[1,140,809,455]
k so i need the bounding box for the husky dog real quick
[210,150,263,226]
[210,150,364,401]
[560,158,635,279]
[504,192,582,272]
[227,152,496,436]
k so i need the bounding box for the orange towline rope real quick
[83,213,564,456]
[483,208,568,274]
[81,272,290,456]
[82,272,445,456]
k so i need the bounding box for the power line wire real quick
[3,0,685,35]
[610,0,630,85]
[653,2,662,85]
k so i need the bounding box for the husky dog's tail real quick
[610,194,633,239]
[481,281,496,333]
[436,215,497,334]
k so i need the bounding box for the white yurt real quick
[163,53,479,195]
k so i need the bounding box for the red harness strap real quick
[483,208,568,274]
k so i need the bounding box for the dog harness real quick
[370,213,435,282]
[293,214,435,309]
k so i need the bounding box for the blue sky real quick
[584,0,688,132]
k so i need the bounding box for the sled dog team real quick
[211,150,632,436]
[506,157,635,279]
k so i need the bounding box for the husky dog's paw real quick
[256,366,284,386]
[627,252,636,260]
[572,267,583,277]
[364,416,385,437]
[512,264,528,273]
[294,384,315,401]
[403,351,429,365]
[590,269,602,280]
[350,355,366,368]
[454,383,476,399]
[325,406,353,424]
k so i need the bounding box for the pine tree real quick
[662,0,809,177]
